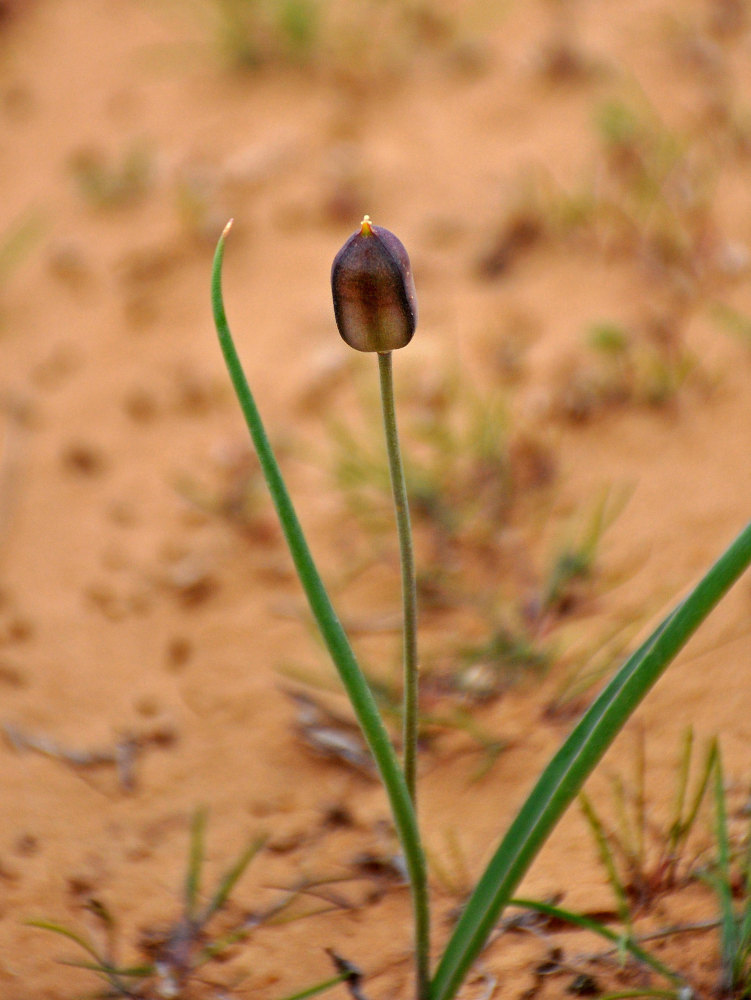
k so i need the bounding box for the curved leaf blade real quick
[432,520,751,1000]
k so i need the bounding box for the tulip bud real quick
[331,216,417,352]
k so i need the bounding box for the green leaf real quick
[203,835,265,921]
[579,791,632,931]
[60,958,152,978]
[26,920,104,965]
[186,807,208,919]
[431,520,751,1000]
[276,973,352,1000]
[508,897,681,984]
[712,746,739,989]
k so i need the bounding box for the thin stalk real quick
[278,974,351,1000]
[212,225,430,999]
[377,350,419,804]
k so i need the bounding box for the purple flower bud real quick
[331,216,417,353]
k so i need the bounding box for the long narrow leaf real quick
[669,734,716,865]
[712,747,737,989]
[669,727,693,852]
[432,520,751,1000]
[509,897,681,984]
[736,813,751,992]
[186,808,207,920]
[278,974,351,1000]
[59,958,152,978]
[579,792,632,931]
[203,835,265,921]
[211,224,430,996]
[26,920,104,965]
[594,992,678,1000]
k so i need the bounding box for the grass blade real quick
[203,835,265,921]
[593,992,679,999]
[277,973,353,1000]
[579,792,632,931]
[26,920,104,965]
[509,898,682,984]
[60,958,152,978]
[712,746,737,990]
[669,732,715,860]
[669,727,693,850]
[186,807,207,920]
[736,811,751,991]
[432,519,751,1000]
[211,223,430,998]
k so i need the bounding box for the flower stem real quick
[212,228,430,1000]
[377,350,419,805]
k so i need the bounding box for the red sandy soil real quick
[1,1,751,997]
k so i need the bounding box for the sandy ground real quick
[1,1,751,997]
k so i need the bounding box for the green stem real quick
[277,974,351,1000]
[211,226,430,1000]
[378,350,419,805]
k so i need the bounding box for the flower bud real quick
[331,216,417,352]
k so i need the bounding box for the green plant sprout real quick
[505,895,685,991]
[589,320,699,410]
[704,745,751,996]
[514,734,751,997]
[0,211,42,289]
[538,487,623,618]
[68,143,153,209]
[710,301,751,351]
[31,811,348,999]
[170,0,318,69]
[212,216,751,1000]
[450,489,625,709]
[598,727,716,908]
[457,620,550,693]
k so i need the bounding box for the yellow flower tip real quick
[222,218,234,240]
[360,214,374,237]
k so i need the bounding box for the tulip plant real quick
[211,217,751,1000]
